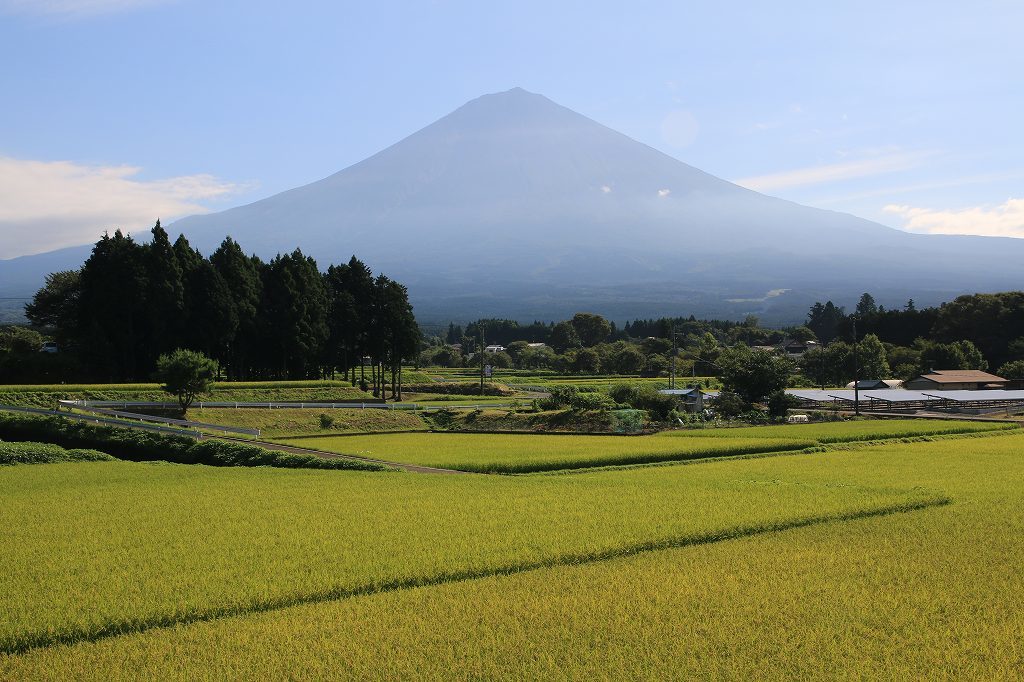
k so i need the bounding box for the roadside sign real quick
[484,365,493,377]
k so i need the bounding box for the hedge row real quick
[0,440,114,465]
[402,382,512,396]
[0,413,389,471]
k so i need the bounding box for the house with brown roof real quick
[903,369,1008,391]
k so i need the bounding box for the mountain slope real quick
[4,88,1023,323]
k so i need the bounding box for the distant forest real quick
[12,222,418,392]
[4,223,1024,390]
[421,292,1024,384]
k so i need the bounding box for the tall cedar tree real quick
[209,237,262,379]
[145,221,184,361]
[77,231,149,380]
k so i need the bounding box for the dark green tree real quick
[549,320,581,353]
[155,348,218,410]
[210,237,262,379]
[571,313,612,347]
[717,346,795,407]
[76,230,149,380]
[143,221,184,360]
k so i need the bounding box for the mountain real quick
[4,87,1023,324]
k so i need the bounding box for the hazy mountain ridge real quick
[3,87,1023,325]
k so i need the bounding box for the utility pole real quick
[852,317,861,416]
[479,327,485,396]
[670,324,677,390]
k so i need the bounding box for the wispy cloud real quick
[812,171,1024,206]
[0,0,169,17]
[0,156,245,258]
[735,151,932,192]
[885,199,1024,239]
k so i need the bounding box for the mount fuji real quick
[4,87,1023,324]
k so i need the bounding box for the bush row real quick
[0,440,114,465]
[0,413,389,471]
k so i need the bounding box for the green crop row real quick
[0,451,938,655]
[0,413,388,471]
[5,434,1015,679]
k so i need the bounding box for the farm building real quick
[903,370,1008,391]
[777,338,819,358]
[658,387,710,412]
[845,379,904,389]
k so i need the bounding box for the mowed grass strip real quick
[0,381,371,408]
[0,456,939,654]
[4,436,1015,680]
[286,432,817,472]
[188,408,428,438]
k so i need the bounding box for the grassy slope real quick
[188,408,427,438]
[286,420,1009,473]
[3,434,1021,679]
[0,455,935,654]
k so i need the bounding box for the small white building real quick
[484,344,506,353]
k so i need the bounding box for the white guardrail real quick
[1,404,203,439]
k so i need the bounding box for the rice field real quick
[2,432,1024,675]
[0,453,938,656]
[287,432,816,472]
[1,418,1020,679]
[285,419,1011,473]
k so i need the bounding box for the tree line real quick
[23,223,419,396]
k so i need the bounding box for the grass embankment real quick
[3,435,1022,678]
[288,419,1011,473]
[428,407,625,433]
[188,408,428,438]
[0,381,373,408]
[0,414,389,472]
[0,455,938,657]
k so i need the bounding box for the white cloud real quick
[0,0,169,17]
[885,199,1024,239]
[657,189,671,198]
[600,185,612,194]
[0,156,244,258]
[735,151,931,192]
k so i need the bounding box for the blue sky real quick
[1,0,1021,257]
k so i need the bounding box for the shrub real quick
[568,392,616,412]
[768,391,802,419]
[711,391,747,418]
[318,413,335,429]
[539,385,579,410]
[0,440,114,465]
[611,409,645,433]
